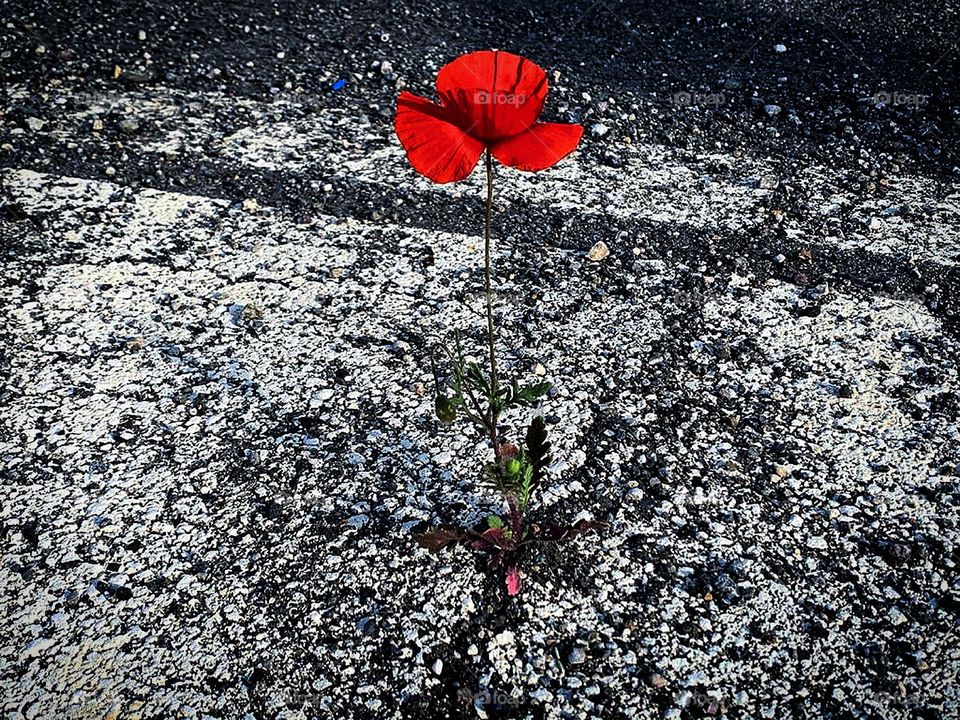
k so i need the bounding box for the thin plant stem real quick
[483,148,501,462]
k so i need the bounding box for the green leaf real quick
[487,515,504,529]
[516,381,552,404]
[495,380,552,411]
[519,463,535,512]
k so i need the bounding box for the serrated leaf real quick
[471,526,510,551]
[413,527,466,553]
[535,519,607,543]
[516,381,552,403]
[524,416,552,501]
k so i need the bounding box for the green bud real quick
[434,396,457,424]
[505,459,522,476]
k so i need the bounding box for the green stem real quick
[483,149,501,461]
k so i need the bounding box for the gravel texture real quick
[2,1,960,719]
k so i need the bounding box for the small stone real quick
[380,60,393,75]
[242,198,261,213]
[764,104,782,117]
[568,647,587,665]
[35,44,46,54]
[774,44,787,53]
[105,166,116,177]
[649,673,668,688]
[807,536,828,550]
[533,363,547,376]
[118,118,140,134]
[23,638,55,658]
[92,118,104,132]
[138,30,147,41]
[26,117,44,132]
[587,241,610,262]
[347,514,369,528]
[591,122,610,137]
[431,659,443,675]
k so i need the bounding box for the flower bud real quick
[434,396,457,424]
[505,459,522,475]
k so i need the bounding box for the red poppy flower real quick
[395,50,584,183]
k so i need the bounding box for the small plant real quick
[395,49,602,595]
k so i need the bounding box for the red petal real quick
[436,50,549,142]
[395,91,485,183]
[505,565,521,596]
[491,122,584,171]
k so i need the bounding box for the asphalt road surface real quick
[2,1,959,719]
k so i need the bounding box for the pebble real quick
[118,118,140,134]
[568,647,587,665]
[807,536,828,550]
[347,514,369,528]
[587,241,610,262]
[23,638,55,658]
[774,44,787,53]
[764,104,782,117]
[591,123,610,137]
